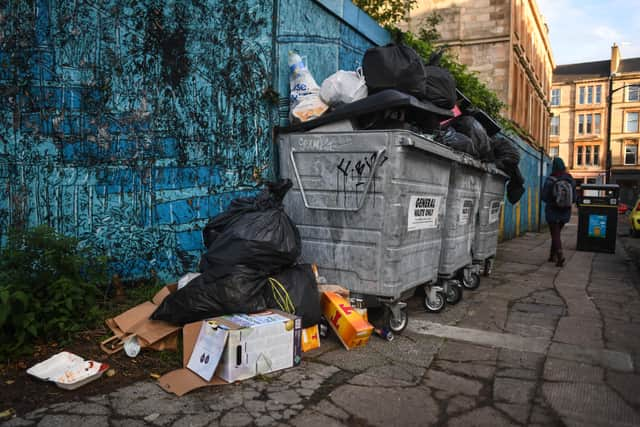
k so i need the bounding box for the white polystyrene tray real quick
[27,351,108,390]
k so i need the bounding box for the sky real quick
[537,0,640,66]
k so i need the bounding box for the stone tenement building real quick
[551,44,640,203]
[406,0,554,152]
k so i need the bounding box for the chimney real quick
[611,43,621,75]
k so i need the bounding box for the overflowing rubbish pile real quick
[277,43,521,324]
[28,43,523,396]
[286,44,525,204]
[89,180,378,396]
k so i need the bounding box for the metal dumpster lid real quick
[482,163,510,178]
[394,131,462,162]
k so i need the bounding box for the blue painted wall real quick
[274,0,389,125]
[0,0,551,279]
[499,131,552,240]
[0,0,386,280]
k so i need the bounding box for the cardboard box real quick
[322,292,373,350]
[101,284,180,354]
[301,325,320,352]
[159,310,302,396]
[216,312,302,382]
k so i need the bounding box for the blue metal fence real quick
[499,131,552,240]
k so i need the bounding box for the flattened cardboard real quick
[102,285,180,354]
[157,369,226,397]
[152,284,176,305]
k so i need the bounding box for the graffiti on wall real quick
[0,0,275,279]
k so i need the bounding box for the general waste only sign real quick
[407,196,441,231]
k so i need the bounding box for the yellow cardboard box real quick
[301,325,320,352]
[321,292,373,350]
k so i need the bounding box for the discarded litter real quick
[186,321,228,381]
[288,51,328,123]
[374,328,394,342]
[320,69,368,106]
[301,324,321,352]
[0,408,15,421]
[101,284,180,355]
[322,292,373,350]
[265,264,320,328]
[27,352,108,390]
[158,310,301,396]
[177,272,201,290]
[152,180,301,326]
[123,335,141,358]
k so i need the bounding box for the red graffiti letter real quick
[330,311,342,329]
[339,304,355,315]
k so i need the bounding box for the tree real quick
[353,0,417,27]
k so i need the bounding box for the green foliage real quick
[360,3,505,120]
[0,225,108,358]
[400,22,505,119]
[416,12,442,45]
[352,0,417,27]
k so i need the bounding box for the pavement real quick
[618,212,640,272]
[4,215,640,427]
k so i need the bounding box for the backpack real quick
[549,176,573,208]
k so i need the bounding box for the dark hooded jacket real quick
[541,157,575,224]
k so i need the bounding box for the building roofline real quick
[529,0,555,68]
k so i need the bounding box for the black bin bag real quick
[362,43,426,99]
[151,179,302,325]
[491,133,521,171]
[438,127,478,157]
[490,133,526,204]
[451,116,493,161]
[424,65,456,109]
[151,267,269,325]
[200,180,301,277]
[265,264,321,328]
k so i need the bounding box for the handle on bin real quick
[290,147,387,212]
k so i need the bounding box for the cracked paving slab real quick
[543,382,640,427]
[6,226,640,426]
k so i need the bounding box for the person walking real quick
[541,157,575,267]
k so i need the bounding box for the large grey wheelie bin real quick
[423,155,484,313]
[472,165,508,275]
[278,130,459,333]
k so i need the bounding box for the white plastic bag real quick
[288,51,328,123]
[319,69,368,106]
[178,272,201,290]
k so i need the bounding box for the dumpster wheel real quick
[423,290,446,313]
[462,272,481,290]
[445,282,463,305]
[385,306,408,333]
